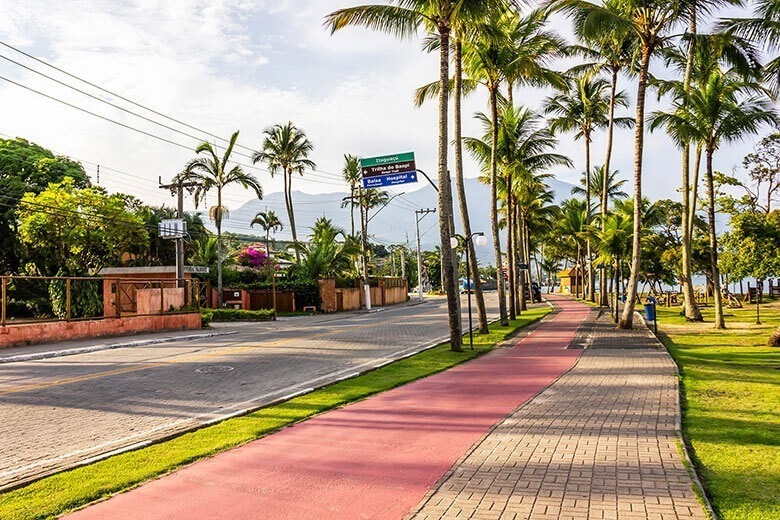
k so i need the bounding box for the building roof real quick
[97,266,209,275]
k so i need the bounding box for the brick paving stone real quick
[411,311,707,520]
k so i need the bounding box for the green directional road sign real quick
[360,152,418,188]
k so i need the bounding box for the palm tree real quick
[571,165,629,215]
[325,0,504,351]
[250,209,283,255]
[592,211,632,321]
[650,68,778,328]
[182,130,263,307]
[253,122,316,263]
[658,32,762,321]
[545,74,632,301]
[557,199,588,299]
[340,154,362,237]
[293,218,361,281]
[721,0,780,92]
[553,0,695,328]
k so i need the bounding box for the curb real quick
[0,331,239,364]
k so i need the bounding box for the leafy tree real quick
[17,177,148,277]
[182,130,263,307]
[0,138,90,274]
[253,122,316,262]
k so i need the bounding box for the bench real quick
[302,305,317,314]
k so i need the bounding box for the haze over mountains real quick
[210,176,577,264]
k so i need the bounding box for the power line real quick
[0,40,347,184]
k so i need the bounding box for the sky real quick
[0,0,772,230]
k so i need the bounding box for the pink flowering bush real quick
[236,244,270,269]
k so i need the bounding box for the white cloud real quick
[0,0,772,227]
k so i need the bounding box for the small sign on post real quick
[360,152,418,188]
[159,219,186,239]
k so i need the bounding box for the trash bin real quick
[644,303,656,321]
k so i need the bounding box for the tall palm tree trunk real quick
[601,68,618,305]
[681,10,703,321]
[284,171,300,263]
[436,23,462,351]
[489,87,508,326]
[705,149,725,329]
[585,136,594,302]
[619,45,652,329]
[350,185,356,237]
[518,212,527,311]
[454,36,488,334]
[689,144,702,237]
[507,178,517,320]
[217,188,223,308]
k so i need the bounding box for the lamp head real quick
[474,233,488,247]
[450,236,459,249]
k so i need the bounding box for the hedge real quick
[206,309,275,322]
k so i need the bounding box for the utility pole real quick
[159,176,199,286]
[415,208,436,301]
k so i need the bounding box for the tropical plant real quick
[182,130,263,306]
[340,154,362,236]
[292,218,361,281]
[651,68,778,328]
[325,0,506,351]
[250,209,284,255]
[553,0,697,328]
[252,122,316,262]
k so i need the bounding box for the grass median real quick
[656,301,780,520]
[0,306,551,520]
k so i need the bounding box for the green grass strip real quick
[657,303,780,520]
[0,306,550,520]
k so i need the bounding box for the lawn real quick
[0,306,551,520]
[656,299,780,520]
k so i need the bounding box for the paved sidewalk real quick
[67,296,588,519]
[65,297,705,520]
[410,312,706,520]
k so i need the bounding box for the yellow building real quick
[557,267,583,295]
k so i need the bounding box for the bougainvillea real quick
[236,244,270,269]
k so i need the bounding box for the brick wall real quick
[0,313,201,348]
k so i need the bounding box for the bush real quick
[209,308,274,322]
[200,310,213,328]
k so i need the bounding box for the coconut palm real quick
[293,218,361,281]
[182,130,263,307]
[325,0,505,351]
[340,154,362,236]
[250,209,284,255]
[721,0,780,92]
[650,68,778,328]
[253,122,316,263]
[571,165,629,215]
[557,199,588,299]
[545,74,632,302]
[552,0,695,328]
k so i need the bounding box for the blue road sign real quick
[362,170,417,188]
[360,152,418,188]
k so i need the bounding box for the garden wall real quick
[0,313,201,348]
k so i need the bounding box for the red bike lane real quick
[68,296,588,519]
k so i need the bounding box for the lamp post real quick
[451,232,488,350]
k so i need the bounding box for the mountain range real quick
[209,176,577,264]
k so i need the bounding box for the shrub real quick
[209,308,274,322]
[200,310,213,328]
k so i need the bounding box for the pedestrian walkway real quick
[66,297,706,520]
[410,312,706,520]
[67,296,588,519]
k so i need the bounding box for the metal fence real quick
[1,275,200,326]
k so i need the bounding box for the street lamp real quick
[451,232,488,350]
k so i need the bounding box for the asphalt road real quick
[0,295,497,490]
